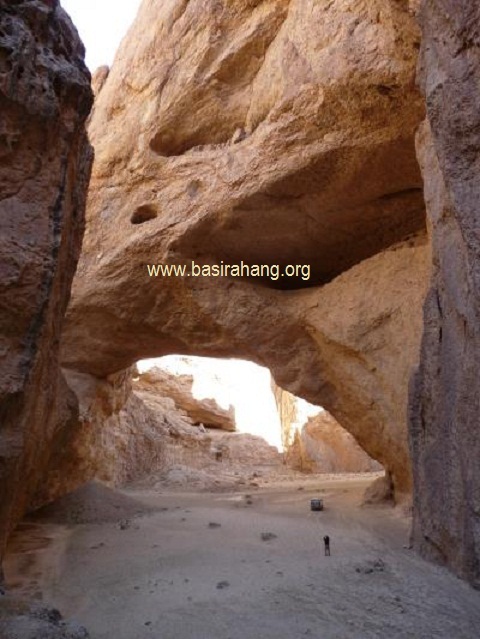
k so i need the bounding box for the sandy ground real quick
[5,475,480,639]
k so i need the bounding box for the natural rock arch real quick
[60,0,429,501]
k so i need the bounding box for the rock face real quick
[136,367,236,431]
[61,0,428,501]
[271,382,298,450]
[286,411,382,474]
[0,0,93,566]
[31,369,284,500]
[34,368,280,503]
[409,1,480,588]
[272,384,380,473]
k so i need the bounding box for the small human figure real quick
[323,535,331,556]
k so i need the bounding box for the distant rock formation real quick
[0,1,93,565]
[136,367,236,431]
[32,367,279,506]
[271,382,298,451]
[272,382,380,474]
[286,411,382,474]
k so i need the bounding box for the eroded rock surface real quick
[0,0,92,565]
[34,368,281,504]
[272,384,380,474]
[410,1,480,588]
[61,0,428,501]
[272,382,298,450]
[136,367,236,431]
[286,410,381,474]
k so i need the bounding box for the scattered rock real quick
[216,581,230,590]
[208,522,221,528]
[0,597,90,638]
[355,559,387,574]
[261,532,277,542]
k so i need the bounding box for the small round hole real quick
[131,204,158,225]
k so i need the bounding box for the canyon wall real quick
[271,383,298,450]
[409,1,480,588]
[61,0,428,501]
[33,368,281,505]
[286,410,382,474]
[137,367,236,431]
[272,384,381,474]
[0,0,93,566]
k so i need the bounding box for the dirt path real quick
[5,476,480,639]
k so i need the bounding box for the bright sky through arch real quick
[61,0,143,71]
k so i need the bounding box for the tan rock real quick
[0,1,93,565]
[286,411,382,474]
[91,65,109,98]
[208,430,282,470]
[35,368,281,502]
[60,0,427,503]
[409,0,480,588]
[136,367,236,431]
[362,473,394,505]
[271,382,298,450]
[32,368,207,503]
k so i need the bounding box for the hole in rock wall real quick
[131,204,158,225]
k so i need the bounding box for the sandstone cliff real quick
[61,0,427,502]
[286,410,382,474]
[410,1,480,588]
[0,0,93,567]
[271,382,298,450]
[272,384,380,474]
[33,367,280,506]
[136,367,236,431]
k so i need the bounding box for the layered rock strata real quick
[34,369,280,504]
[271,383,298,450]
[410,1,480,587]
[61,0,428,501]
[286,410,382,474]
[136,367,236,431]
[0,0,92,566]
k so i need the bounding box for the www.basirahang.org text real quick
[146,260,311,282]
